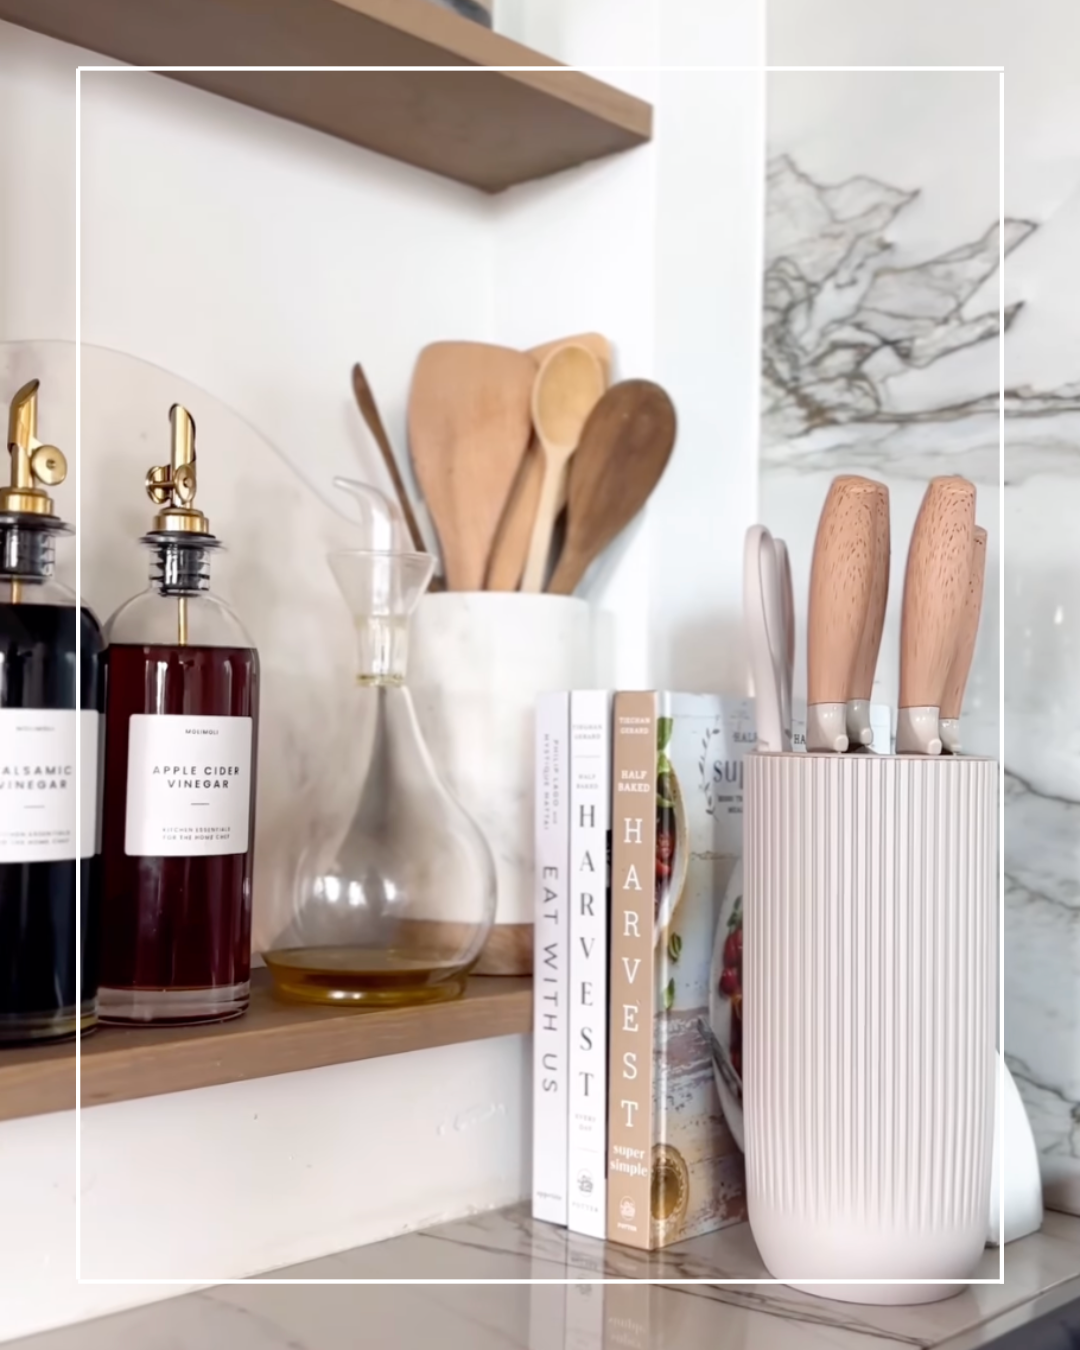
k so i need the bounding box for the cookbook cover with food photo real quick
[607,691,750,1250]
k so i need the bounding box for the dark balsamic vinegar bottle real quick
[0,378,104,1044]
[98,404,259,1025]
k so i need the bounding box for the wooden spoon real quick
[528,332,612,388]
[485,335,612,591]
[521,344,604,593]
[546,380,676,596]
[407,342,536,592]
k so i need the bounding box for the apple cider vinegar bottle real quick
[98,405,259,1024]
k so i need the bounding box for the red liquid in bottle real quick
[99,643,259,1023]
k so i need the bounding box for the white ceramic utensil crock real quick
[409,592,594,974]
[744,751,997,1304]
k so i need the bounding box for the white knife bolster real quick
[897,705,943,756]
[807,702,850,754]
[939,717,961,755]
[845,698,874,747]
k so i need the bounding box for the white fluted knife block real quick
[744,752,997,1305]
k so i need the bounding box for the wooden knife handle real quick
[899,477,976,709]
[849,481,890,701]
[940,526,987,719]
[807,478,877,705]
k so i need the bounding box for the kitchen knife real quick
[897,476,976,755]
[939,525,987,754]
[806,477,877,753]
[773,537,795,751]
[845,479,890,749]
[744,525,787,753]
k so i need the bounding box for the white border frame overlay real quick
[72,61,1006,1291]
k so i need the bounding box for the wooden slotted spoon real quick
[547,379,677,596]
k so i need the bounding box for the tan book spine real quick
[607,691,657,1249]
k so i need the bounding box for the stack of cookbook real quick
[531,690,753,1251]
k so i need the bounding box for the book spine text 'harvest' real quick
[568,690,611,1237]
[606,691,656,1247]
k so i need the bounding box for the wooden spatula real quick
[939,525,987,754]
[897,476,976,754]
[546,380,676,597]
[520,344,605,593]
[407,341,536,592]
[806,477,877,753]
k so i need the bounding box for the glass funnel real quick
[263,482,496,1008]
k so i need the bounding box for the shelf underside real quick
[0,0,653,191]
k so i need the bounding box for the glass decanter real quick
[263,481,495,1008]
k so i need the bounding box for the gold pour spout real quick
[2,379,67,516]
[146,403,210,534]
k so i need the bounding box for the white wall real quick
[0,2,765,1340]
[0,1035,528,1342]
[767,0,1004,67]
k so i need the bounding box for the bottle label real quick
[124,714,254,858]
[81,709,102,860]
[0,708,100,863]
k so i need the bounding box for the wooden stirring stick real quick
[352,363,444,592]
[939,526,987,754]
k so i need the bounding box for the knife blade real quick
[772,537,795,751]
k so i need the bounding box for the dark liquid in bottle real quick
[0,603,103,1044]
[99,644,258,1017]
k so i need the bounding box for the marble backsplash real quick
[760,67,1080,1191]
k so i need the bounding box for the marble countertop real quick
[14,1206,1080,1350]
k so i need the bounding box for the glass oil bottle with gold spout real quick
[0,378,104,1043]
[263,480,495,1009]
[98,404,260,1024]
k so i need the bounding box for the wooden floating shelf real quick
[0,970,532,1123]
[0,0,653,192]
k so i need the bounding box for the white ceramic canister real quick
[409,593,594,974]
[744,751,997,1304]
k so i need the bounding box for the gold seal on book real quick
[650,1142,690,1246]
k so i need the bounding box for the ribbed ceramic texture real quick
[745,753,997,1300]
